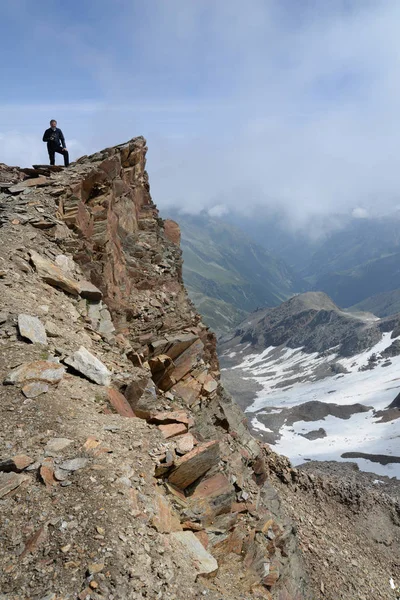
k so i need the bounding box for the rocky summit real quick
[0,141,399,600]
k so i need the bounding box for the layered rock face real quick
[0,140,310,599]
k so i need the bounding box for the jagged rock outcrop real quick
[0,140,311,599]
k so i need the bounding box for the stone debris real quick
[176,432,196,454]
[21,381,49,397]
[64,346,111,386]
[59,457,89,472]
[4,360,65,385]
[171,531,218,577]
[18,313,47,345]
[44,437,73,455]
[44,320,62,338]
[0,472,27,498]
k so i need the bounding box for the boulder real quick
[44,438,73,456]
[125,374,158,418]
[188,473,236,524]
[8,176,48,194]
[18,314,47,345]
[170,531,218,577]
[77,280,103,301]
[168,441,220,490]
[4,361,65,385]
[149,410,192,425]
[64,346,111,386]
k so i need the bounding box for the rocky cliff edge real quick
[0,138,310,600]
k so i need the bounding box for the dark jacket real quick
[42,127,66,148]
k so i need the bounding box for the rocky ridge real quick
[220,291,398,359]
[1,142,399,600]
[0,142,309,600]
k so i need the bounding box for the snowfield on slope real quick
[229,333,400,478]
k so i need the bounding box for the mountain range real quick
[220,291,400,478]
[227,210,400,308]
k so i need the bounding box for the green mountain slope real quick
[227,211,400,308]
[166,211,306,335]
[349,289,400,317]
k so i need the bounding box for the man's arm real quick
[59,129,66,148]
[42,128,51,142]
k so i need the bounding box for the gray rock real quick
[22,381,49,398]
[18,314,47,345]
[170,531,218,576]
[78,280,102,301]
[64,346,111,385]
[4,361,65,385]
[59,457,88,472]
[44,320,62,338]
[45,438,73,455]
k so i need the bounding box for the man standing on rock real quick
[42,119,69,167]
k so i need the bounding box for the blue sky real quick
[2,0,400,229]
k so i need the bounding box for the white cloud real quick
[208,204,229,218]
[352,207,369,219]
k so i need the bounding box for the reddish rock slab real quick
[195,530,209,550]
[148,354,175,390]
[189,473,236,524]
[149,410,192,425]
[171,377,203,407]
[158,422,188,439]
[202,375,218,395]
[170,339,204,384]
[107,388,136,418]
[152,493,182,533]
[30,250,81,296]
[168,441,219,490]
[192,473,233,499]
[40,458,57,487]
[0,455,33,473]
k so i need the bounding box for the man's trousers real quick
[47,143,69,167]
